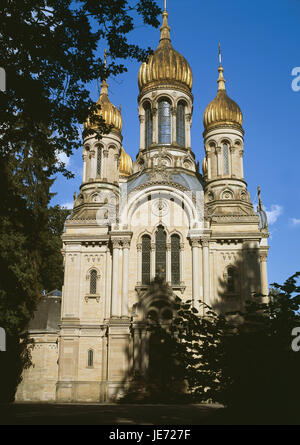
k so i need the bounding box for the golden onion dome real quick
[138,9,193,94]
[119,147,133,177]
[203,64,243,131]
[85,79,122,133]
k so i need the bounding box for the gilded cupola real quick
[203,57,243,132]
[138,8,193,94]
[85,79,123,134]
[119,147,133,177]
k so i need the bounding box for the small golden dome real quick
[119,147,133,177]
[203,65,243,131]
[85,80,122,133]
[138,10,193,94]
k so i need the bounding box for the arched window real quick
[90,269,98,294]
[155,225,166,279]
[158,99,171,144]
[171,234,180,285]
[144,103,153,148]
[223,143,229,175]
[88,349,94,367]
[176,102,186,147]
[227,267,237,293]
[142,235,151,285]
[96,146,102,177]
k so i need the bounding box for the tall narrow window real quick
[223,143,229,175]
[155,225,166,279]
[90,269,97,294]
[171,234,180,285]
[176,102,186,147]
[96,146,102,177]
[227,267,237,293]
[144,103,153,148]
[88,349,94,367]
[142,235,151,285]
[158,99,171,144]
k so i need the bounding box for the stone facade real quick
[16,8,269,403]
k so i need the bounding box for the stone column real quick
[139,114,145,150]
[202,238,210,306]
[133,328,140,374]
[186,113,192,148]
[90,149,96,180]
[152,107,158,144]
[166,242,171,285]
[111,239,121,317]
[171,107,176,145]
[216,146,221,177]
[239,149,244,178]
[141,329,148,374]
[137,243,142,285]
[105,247,111,319]
[151,242,156,280]
[103,149,108,181]
[82,153,87,183]
[230,146,235,177]
[85,150,91,180]
[180,242,185,285]
[121,240,130,317]
[191,239,200,312]
[114,153,119,183]
[207,153,212,180]
[260,250,269,297]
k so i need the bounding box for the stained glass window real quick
[158,100,171,144]
[90,269,97,294]
[176,102,185,147]
[155,225,166,280]
[88,349,93,367]
[142,235,151,285]
[223,143,229,175]
[171,234,180,285]
[96,146,102,177]
[144,103,153,148]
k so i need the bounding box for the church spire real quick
[99,48,108,96]
[217,43,226,91]
[159,1,171,44]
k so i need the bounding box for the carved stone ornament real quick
[201,238,209,248]
[191,238,200,248]
[112,239,122,249]
[123,240,131,249]
[259,252,268,262]
[151,198,170,217]
[148,167,170,184]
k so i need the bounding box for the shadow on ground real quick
[0,403,299,425]
[0,403,223,425]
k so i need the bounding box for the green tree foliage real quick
[0,0,161,402]
[218,272,300,423]
[122,273,300,423]
[40,205,71,292]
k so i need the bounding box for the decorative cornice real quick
[138,83,193,103]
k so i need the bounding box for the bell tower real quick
[202,47,253,216]
[135,6,196,174]
[202,46,269,307]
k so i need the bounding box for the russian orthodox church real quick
[16,8,269,402]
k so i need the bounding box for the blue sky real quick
[52,0,300,285]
